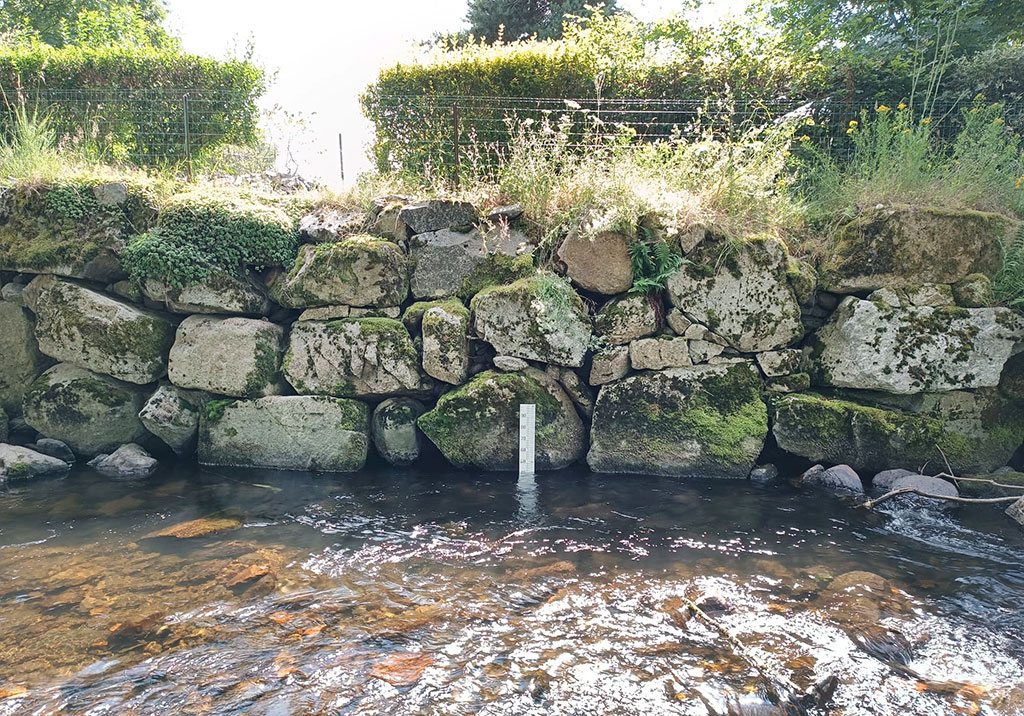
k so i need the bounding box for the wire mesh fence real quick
[1,87,262,171]
[369,94,1024,181]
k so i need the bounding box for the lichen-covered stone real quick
[399,200,477,234]
[372,397,425,466]
[199,396,369,472]
[408,227,527,301]
[284,318,432,398]
[952,273,992,308]
[29,276,175,385]
[269,236,408,308]
[688,340,725,364]
[418,369,585,471]
[629,337,691,370]
[822,205,1014,293]
[554,367,595,419]
[138,384,207,455]
[806,297,1023,394]
[590,345,630,386]
[587,362,768,478]
[0,443,70,481]
[471,274,591,367]
[299,207,368,243]
[421,301,470,385]
[903,283,954,307]
[0,300,51,415]
[594,294,661,345]
[22,363,148,456]
[168,316,285,398]
[772,391,1024,475]
[556,230,634,295]
[756,349,802,378]
[667,237,804,353]
[145,273,270,315]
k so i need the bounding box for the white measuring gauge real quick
[519,403,536,476]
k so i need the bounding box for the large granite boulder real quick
[556,230,634,295]
[421,300,470,385]
[371,397,425,466]
[471,274,591,367]
[822,205,1015,293]
[199,396,369,472]
[269,236,407,308]
[593,294,661,345]
[28,276,176,385]
[666,237,804,352]
[418,369,585,471]
[399,200,477,235]
[807,297,1023,394]
[0,300,52,415]
[22,364,148,456]
[408,227,526,300]
[284,318,432,398]
[138,384,207,455]
[587,362,768,478]
[143,273,270,315]
[168,316,285,398]
[0,444,71,481]
[772,390,1024,475]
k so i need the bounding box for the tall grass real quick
[0,103,63,180]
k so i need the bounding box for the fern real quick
[994,223,1024,310]
[628,240,685,295]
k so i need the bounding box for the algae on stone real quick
[421,301,470,385]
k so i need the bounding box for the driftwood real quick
[860,489,1023,509]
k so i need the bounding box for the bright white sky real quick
[164,0,749,187]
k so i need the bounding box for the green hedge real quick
[0,45,265,167]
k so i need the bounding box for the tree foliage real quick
[0,0,175,48]
[465,0,620,42]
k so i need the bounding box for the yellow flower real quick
[898,103,907,110]
[846,128,856,135]
[902,128,911,133]
[1017,176,1024,189]
[995,118,1005,124]
[798,135,811,142]
[878,104,891,112]
[849,120,858,127]
[922,118,932,124]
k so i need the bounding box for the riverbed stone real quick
[629,337,691,370]
[168,316,285,399]
[471,274,591,367]
[399,200,477,235]
[418,368,585,471]
[587,362,768,478]
[589,345,630,386]
[889,474,959,500]
[145,273,270,316]
[284,318,432,399]
[806,297,1023,394]
[1007,498,1024,529]
[421,301,470,385]
[28,276,175,385]
[594,294,661,345]
[0,300,51,415]
[22,364,148,456]
[270,236,408,309]
[371,397,425,466]
[33,438,76,464]
[87,443,158,478]
[772,391,1024,475]
[871,468,916,493]
[822,205,1014,293]
[802,464,863,494]
[0,443,70,481]
[138,384,206,455]
[666,237,804,352]
[199,396,369,472]
[556,230,634,295]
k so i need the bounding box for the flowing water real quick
[1,463,1022,715]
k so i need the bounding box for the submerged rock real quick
[28,275,175,385]
[0,299,51,415]
[666,237,804,353]
[889,474,959,501]
[199,396,369,472]
[22,364,148,456]
[806,297,1023,394]
[418,369,585,471]
[87,443,158,478]
[472,273,591,367]
[142,516,242,540]
[168,316,285,399]
[372,397,425,466]
[0,443,70,481]
[284,318,432,398]
[587,362,768,478]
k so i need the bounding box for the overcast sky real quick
[164,0,748,186]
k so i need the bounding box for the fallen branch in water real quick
[860,489,1024,509]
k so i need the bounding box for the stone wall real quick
[2,183,1023,485]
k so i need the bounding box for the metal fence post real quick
[452,100,460,188]
[182,92,193,182]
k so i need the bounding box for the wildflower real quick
[922,118,932,124]
[1017,176,1024,189]
[902,128,911,133]
[849,120,858,127]
[995,118,1005,124]
[798,135,811,142]
[878,104,891,112]
[846,128,856,135]
[898,103,907,110]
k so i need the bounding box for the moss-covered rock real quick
[144,272,270,315]
[0,299,52,415]
[772,391,1024,475]
[952,273,993,308]
[269,236,408,308]
[421,300,470,385]
[822,205,1015,293]
[0,443,71,481]
[198,395,369,472]
[594,294,661,345]
[284,318,433,398]
[806,296,1023,394]
[371,397,425,466]
[168,316,285,398]
[471,273,592,367]
[666,236,804,353]
[587,362,768,478]
[22,363,148,456]
[409,227,526,300]
[418,368,585,471]
[28,275,176,385]
[0,179,155,281]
